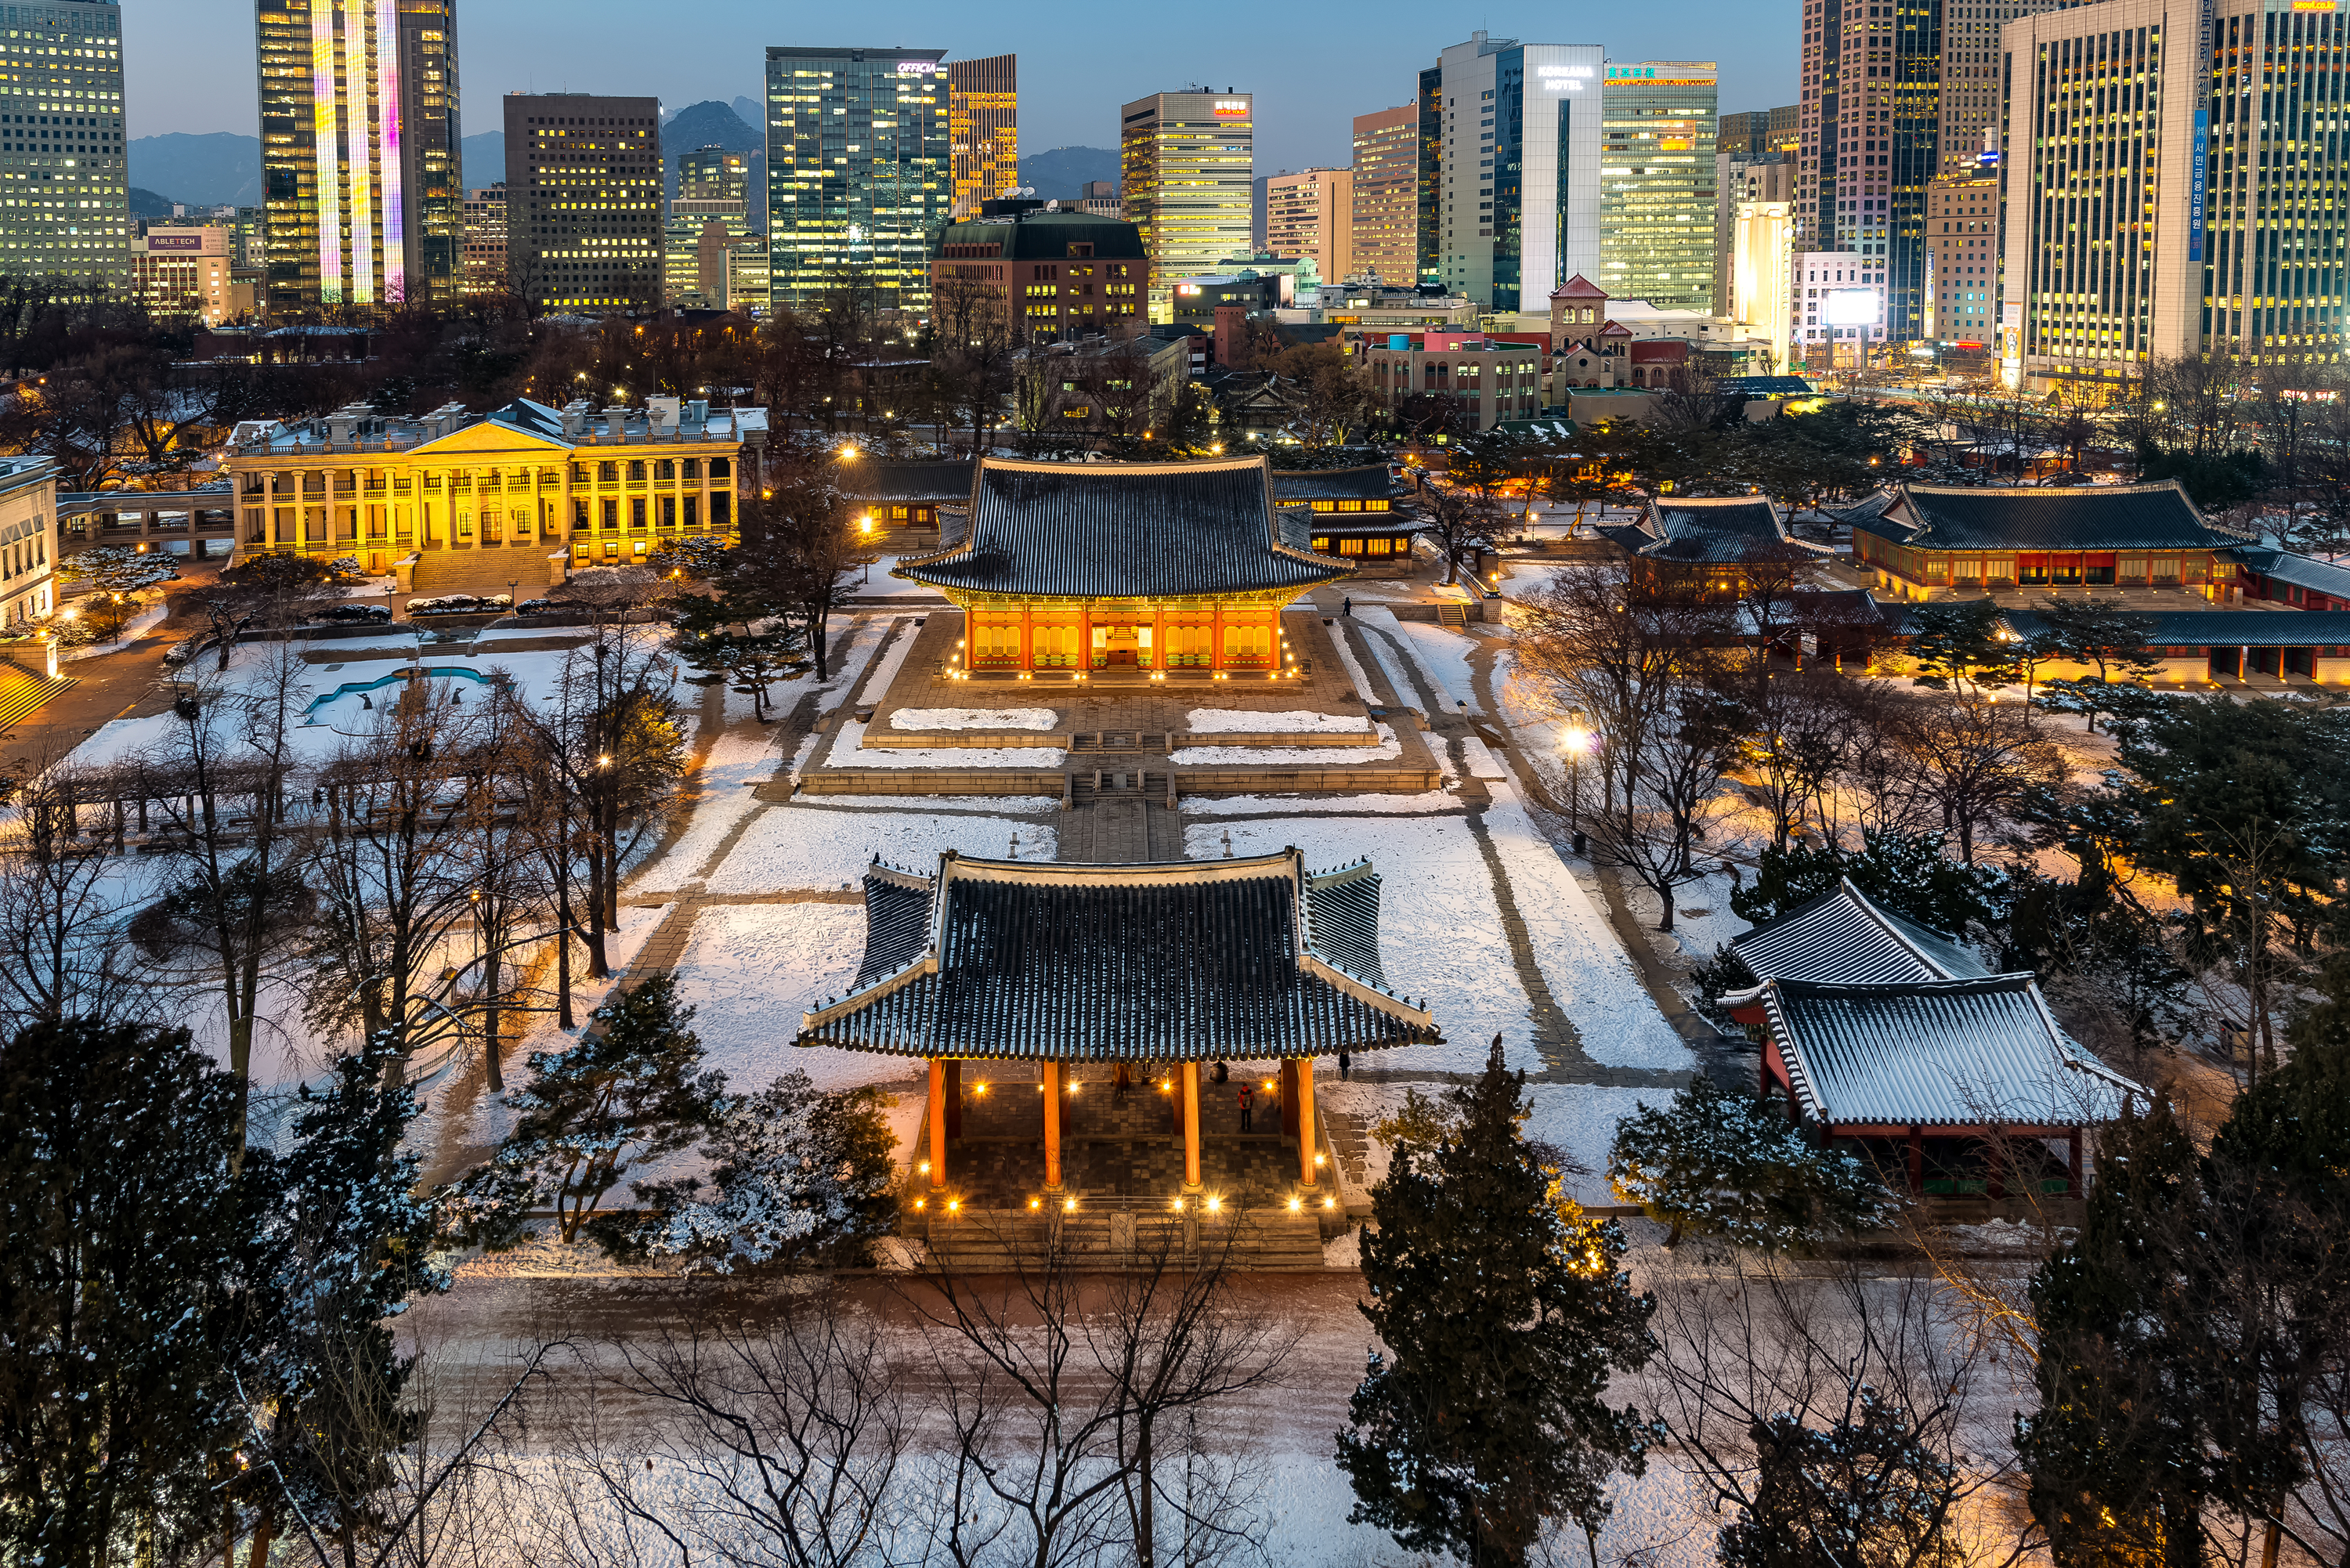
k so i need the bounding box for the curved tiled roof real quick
[846,461,974,504]
[2226,545,2350,602]
[1862,481,2228,551]
[1608,497,1835,565]
[1271,464,1397,503]
[895,457,1350,600]
[801,849,1437,1061]
[1761,974,2140,1128]
[1730,877,1987,995]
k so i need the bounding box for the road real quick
[0,573,220,775]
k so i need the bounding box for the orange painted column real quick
[1296,1056,1318,1187]
[1181,1061,1203,1192]
[1043,1061,1064,1191]
[927,1060,947,1189]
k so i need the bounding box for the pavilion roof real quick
[1271,464,1399,503]
[1601,496,1835,565]
[1729,878,1987,995]
[798,848,1440,1061]
[844,460,974,504]
[1759,974,2140,1129]
[894,457,1350,600]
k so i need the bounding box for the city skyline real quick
[122,0,1802,179]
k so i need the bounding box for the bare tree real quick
[0,751,146,1030]
[906,1209,1300,1567]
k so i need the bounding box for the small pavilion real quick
[1722,880,2140,1196]
[797,847,1439,1205]
[895,455,1351,677]
[1596,495,1836,601]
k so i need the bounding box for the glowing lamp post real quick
[1560,717,1593,844]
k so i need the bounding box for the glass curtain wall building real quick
[1425,31,1603,314]
[948,52,1018,218]
[765,45,950,314]
[1120,89,1254,323]
[1600,62,1719,309]
[257,0,460,313]
[0,0,127,287]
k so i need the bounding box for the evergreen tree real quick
[445,974,724,1250]
[1607,1075,1896,1251]
[237,1029,448,1561]
[2019,1097,2211,1568]
[0,1018,269,1568]
[596,1071,898,1272]
[1337,1037,1657,1566]
[1728,829,2005,941]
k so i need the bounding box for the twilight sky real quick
[126,0,1802,170]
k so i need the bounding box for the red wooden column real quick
[1043,1061,1064,1192]
[1907,1126,1925,1196]
[1296,1056,1318,1188]
[1180,1061,1202,1193]
[927,1060,947,1190]
[943,1060,964,1140]
[1278,1060,1300,1136]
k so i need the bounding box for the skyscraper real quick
[1795,0,2068,350]
[1265,168,1352,283]
[1998,0,2348,389]
[1120,90,1254,323]
[504,94,663,315]
[1599,62,1719,310]
[949,53,1018,219]
[765,45,950,313]
[1350,103,1418,286]
[0,0,127,287]
[257,0,461,313]
[666,146,752,307]
[461,182,504,297]
[1714,106,1799,316]
[1941,0,2065,177]
[1424,31,1604,315]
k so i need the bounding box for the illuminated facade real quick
[765,45,950,313]
[1350,103,1418,285]
[948,53,1018,219]
[257,0,460,313]
[504,93,663,315]
[1425,31,1604,314]
[1998,0,2348,390]
[1120,89,1255,323]
[0,0,127,287]
[1600,62,1719,312]
[460,182,503,297]
[1793,248,1888,363]
[132,227,237,324]
[1264,168,1351,283]
[666,146,751,307]
[1923,172,1998,341]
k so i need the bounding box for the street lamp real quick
[1560,717,1592,845]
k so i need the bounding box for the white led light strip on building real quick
[376,0,404,301]
[312,0,342,302]
[345,2,375,302]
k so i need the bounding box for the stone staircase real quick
[913,1205,1331,1272]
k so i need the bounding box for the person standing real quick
[1238,1082,1253,1133]
[1338,1050,1351,1082]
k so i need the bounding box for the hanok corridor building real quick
[224,398,766,597]
[0,0,127,287]
[257,0,461,312]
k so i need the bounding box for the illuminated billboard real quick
[1821,287,1882,327]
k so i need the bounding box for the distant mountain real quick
[732,96,764,133]
[129,187,176,219]
[128,132,259,208]
[1015,146,1119,201]
[661,100,766,228]
[461,131,504,190]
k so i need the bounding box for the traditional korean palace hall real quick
[1597,496,1837,600]
[895,456,1352,677]
[1720,880,2140,1202]
[798,849,1437,1241]
[1271,464,1422,573]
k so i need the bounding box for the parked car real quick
[313,602,392,623]
[163,638,198,667]
[514,598,559,616]
[405,594,482,616]
[483,594,515,611]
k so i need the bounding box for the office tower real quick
[1350,103,1417,285]
[1717,154,1793,343]
[132,228,235,323]
[1073,180,1123,216]
[766,46,950,313]
[948,53,1017,218]
[1416,67,1442,284]
[257,0,460,313]
[504,93,663,314]
[1792,248,1889,365]
[1265,168,1352,281]
[1942,0,2066,176]
[1120,89,1254,323]
[461,183,504,296]
[1923,171,1998,341]
[0,0,127,286]
[1424,31,1604,315]
[1998,0,2345,391]
[1600,62,1719,311]
[666,145,751,305]
[1717,105,1802,156]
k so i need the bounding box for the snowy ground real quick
[1169,724,1401,767]
[667,902,911,1094]
[828,719,1068,768]
[1185,708,1376,735]
[703,800,1057,894]
[890,706,1058,730]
